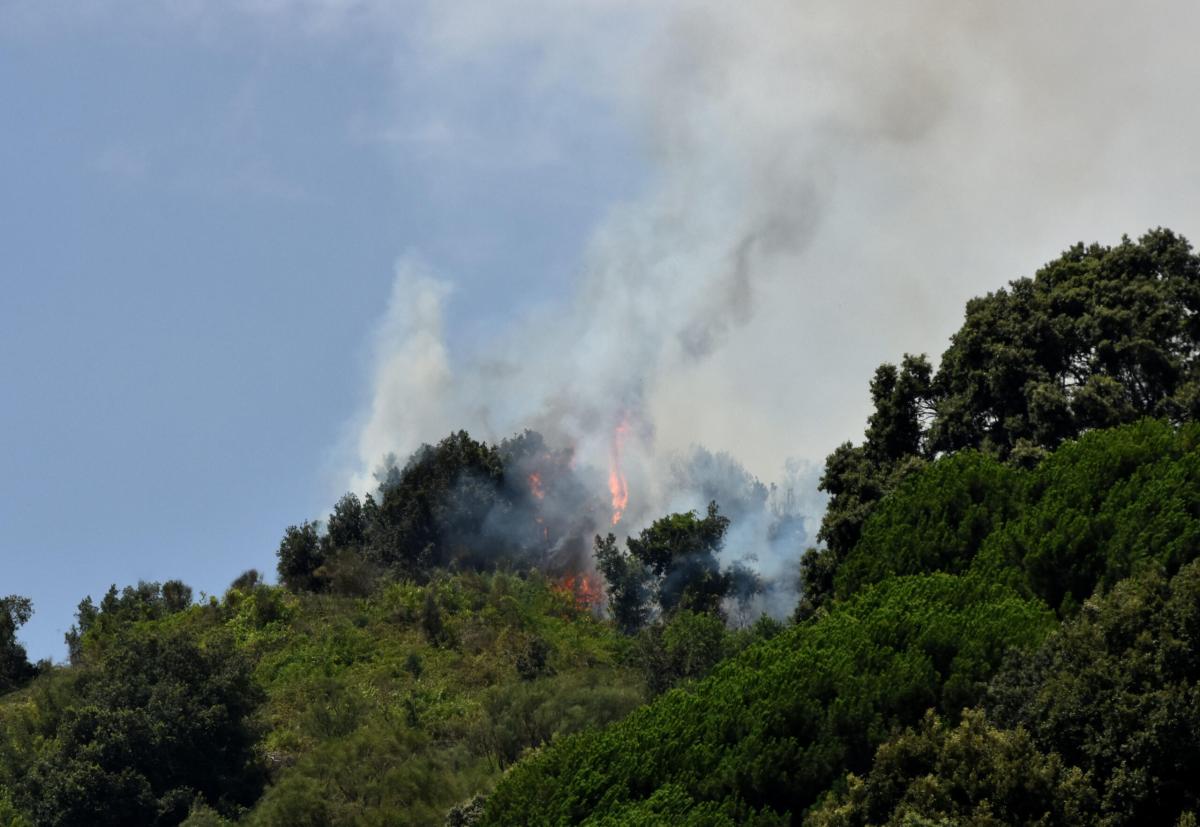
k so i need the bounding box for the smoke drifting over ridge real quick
[347,0,1200,609]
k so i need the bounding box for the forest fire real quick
[608,417,631,524]
[557,573,602,609]
[528,471,545,500]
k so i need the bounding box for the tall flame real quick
[528,471,545,500]
[608,416,630,525]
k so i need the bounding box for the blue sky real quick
[0,5,644,660]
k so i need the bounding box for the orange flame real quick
[528,471,545,500]
[608,417,631,525]
[558,573,602,609]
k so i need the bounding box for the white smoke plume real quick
[353,256,453,493]
[339,0,1200,613]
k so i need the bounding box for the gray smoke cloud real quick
[339,0,1200,614]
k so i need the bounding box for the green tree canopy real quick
[627,501,732,616]
[933,229,1200,455]
[833,450,1022,600]
[276,522,325,593]
[370,430,506,574]
[594,502,740,631]
[323,492,367,554]
[278,430,541,588]
[828,419,1200,614]
[14,629,264,826]
[815,230,1200,602]
[986,558,1200,824]
[65,580,195,664]
[808,709,1096,827]
[593,532,652,634]
[0,595,36,694]
[482,573,1052,825]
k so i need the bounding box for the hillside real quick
[483,419,1200,824]
[1,573,646,824]
[3,229,1200,825]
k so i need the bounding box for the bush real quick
[632,610,731,696]
[833,420,1200,614]
[14,629,263,825]
[482,574,1053,824]
[986,559,1200,824]
[808,709,1096,826]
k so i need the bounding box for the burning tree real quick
[498,429,598,570]
[556,574,603,611]
[594,535,652,634]
[594,502,752,632]
[277,428,610,594]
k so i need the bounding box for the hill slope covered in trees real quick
[483,419,1200,825]
[3,229,1200,825]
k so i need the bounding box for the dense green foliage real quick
[595,502,756,634]
[2,629,262,825]
[0,596,37,694]
[812,229,1200,610]
[986,559,1200,824]
[1,572,648,826]
[6,229,1200,825]
[982,418,1200,609]
[812,560,1200,826]
[64,580,195,663]
[932,230,1200,454]
[276,430,601,596]
[629,610,738,696]
[275,522,326,594]
[815,355,934,561]
[482,574,1053,824]
[268,414,1198,826]
[275,431,517,592]
[835,419,1200,612]
[484,414,1200,825]
[807,709,1097,826]
[833,450,1022,598]
[239,573,643,824]
[370,431,508,574]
